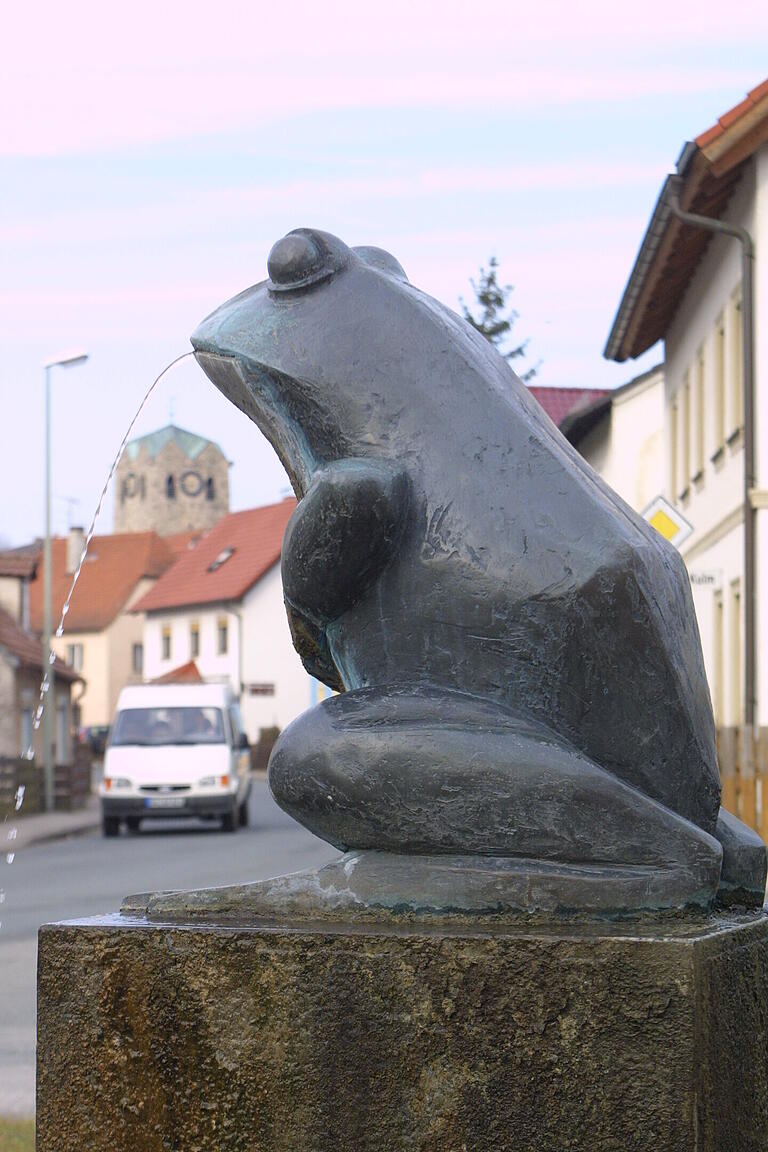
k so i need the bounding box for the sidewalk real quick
[8,794,101,853]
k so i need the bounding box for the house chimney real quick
[66,526,86,576]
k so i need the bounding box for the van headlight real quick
[199,776,216,787]
[104,777,131,789]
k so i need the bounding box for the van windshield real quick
[111,707,226,746]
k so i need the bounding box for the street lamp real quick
[42,351,89,813]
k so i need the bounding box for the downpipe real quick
[668,176,757,734]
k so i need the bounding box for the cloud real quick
[4,65,754,157]
[3,0,764,155]
[0,163,661,251]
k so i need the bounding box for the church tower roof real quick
[125,424,225,463]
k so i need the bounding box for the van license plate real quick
[145,796,186,809]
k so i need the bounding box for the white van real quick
[99,682,251,836]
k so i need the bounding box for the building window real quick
[247,683,275,696]
[166,475,176,499]
[217,616,229,655]
[56,701,68,764]
[694,357,705,480]
[66,643,83,671]
[680,374,690,494]
[729,580,742,726]
[206,478,215,501]
[669,396,678,500]
[162,626,172,661]
[714,322,725,452]
[132,643,144,674]
[190,621,200,658]
[208,548,234,572]
[729,288,743,433]
[713,590,724,727]
[20,709,33,758]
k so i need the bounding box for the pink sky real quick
[3,1,763,156]
[1,1,766,545]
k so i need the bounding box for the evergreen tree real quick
[460,257,538,382]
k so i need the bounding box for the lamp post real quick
[42,351,88,812]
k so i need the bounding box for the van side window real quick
[228,704,246,748]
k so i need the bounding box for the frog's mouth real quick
[194,349,318,498]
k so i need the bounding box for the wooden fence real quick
[250,726,280,774]
[0,756,91,815]
[717,727,768,841]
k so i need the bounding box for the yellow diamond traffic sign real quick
[642,496,692,549]
[648,508,679,541]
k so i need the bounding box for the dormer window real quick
[208,548,234,572]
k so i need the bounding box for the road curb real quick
[13,775,270,852]
[10,800,101,854]
[14,817,101,853]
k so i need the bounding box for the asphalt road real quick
[0,780,337,1116]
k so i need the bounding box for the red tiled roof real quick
[528,387,610,428]
[0,606,80,681]
[695,78,768,148]
[28,532,179,634]
[151,660,204,684]
[134,500,297,613]
[165,531,201,558]
[0,544,39,579]
[606,77,768,361]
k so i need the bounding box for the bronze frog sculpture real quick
[192,228,765,914]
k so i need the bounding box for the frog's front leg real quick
[282,458,410,687]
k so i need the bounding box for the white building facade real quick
[664,167,756,732]
[135,501,316,743]
[142,562,315,739]
[605,82,768,743]
[570,365,664,514]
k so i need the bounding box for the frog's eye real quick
[268,233,322,290]
[353,246,408,283]
[267,229,348,294]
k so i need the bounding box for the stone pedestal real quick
[37,908,768,1151]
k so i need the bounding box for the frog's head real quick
[192,227,520,497]
[191,228,416,495]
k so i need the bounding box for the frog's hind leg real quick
[268,687,722,914]
[715,807,767,908]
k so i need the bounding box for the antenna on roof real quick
[55,495,81,530]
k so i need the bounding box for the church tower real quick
[114,425,230,536]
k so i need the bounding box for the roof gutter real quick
[603,144,700,364]
[604,176,677,362]
[667,176,757,732]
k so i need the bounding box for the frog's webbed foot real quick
[714,807,767,908]
[284,603,344,692]
[268,687,723,915]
